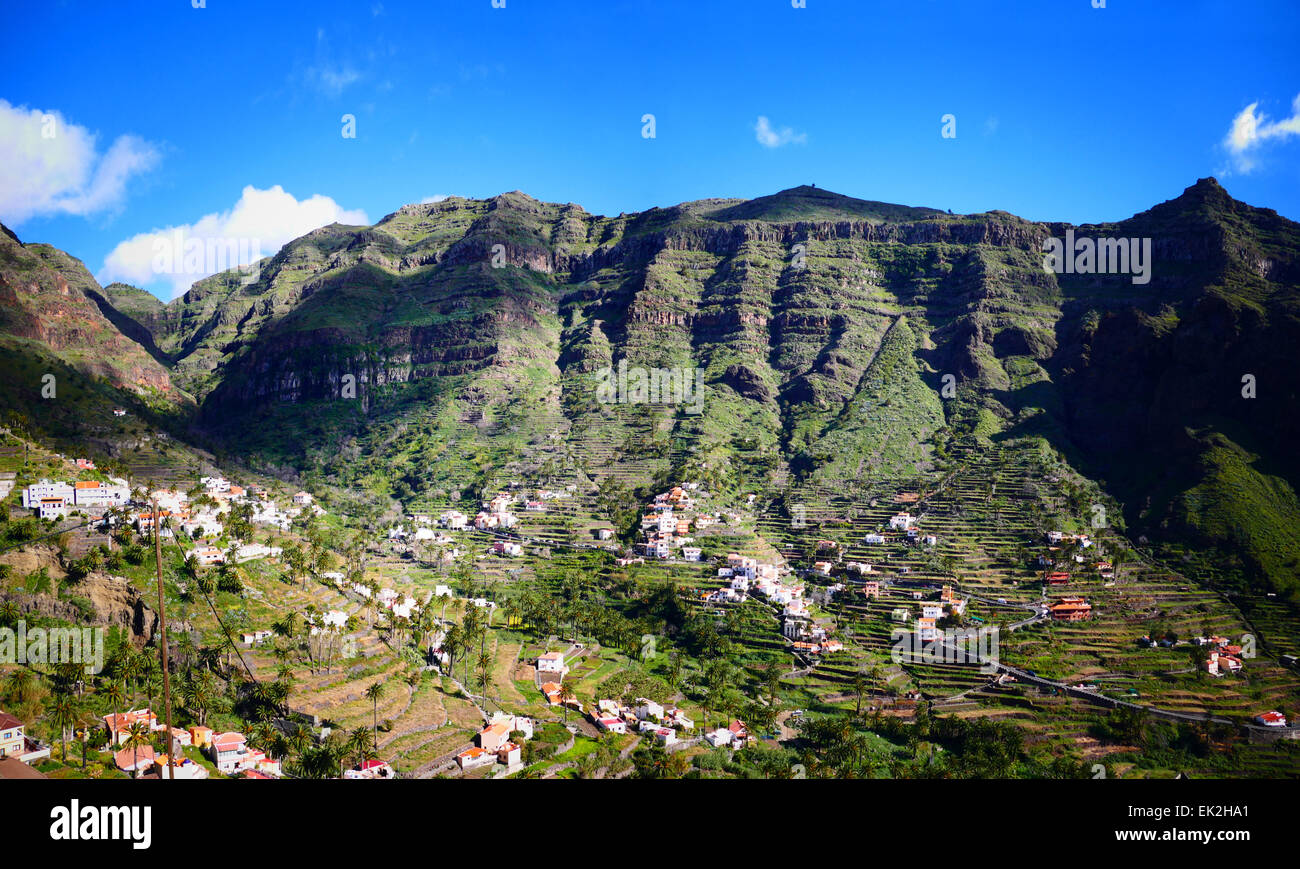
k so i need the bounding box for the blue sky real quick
[3,0,1298,299]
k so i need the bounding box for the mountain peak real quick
[709,185,945,223]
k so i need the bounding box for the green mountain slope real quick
[26,179,1300,603]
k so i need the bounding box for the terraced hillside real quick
[77,179,1298,604]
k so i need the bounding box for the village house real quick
[72,480,129,508]
[439,510,468,530]
[917,617,940,642]
[596,716,627,734]
[208,731,280,776]
[22,479,75,510]
[477,721,514,753]
[455,747,495,771]
[489,712,533,740]
[1205,651,1242,677]
[704,728,733,748]
[537,651,569,677]
[540,682,580,711]
[37,497,70,520]
[889,513,915,530]
[182,512,224,538]
[635,698,664,721]
[103,709,158,746]
[151,755,209,779]
[1049,596,1092,622]
[209,731,247,772]
[0,712,27,758]
[115,744,156,775]
[133,510,175,537]
[665,708,694,730]
[344,759,396,779]
[201,476,230,495]
[192,547,225,566]
[492,540,523,557]
[1254,711,1288,727]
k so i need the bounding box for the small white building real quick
[537,651,568,677]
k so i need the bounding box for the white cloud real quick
[754,116,807,148]
[0,100,159,226]
[98,185,368,299]
[420,194,450,204]
[1222,94,1300,174]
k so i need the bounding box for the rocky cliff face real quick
[45,181,1300,599]
[0,225,178,397]
[0,547,159,646]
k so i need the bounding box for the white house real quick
[704,728,733,747]
[22,480,74,510]
[192,547,225,566]
[635,698,664,721]
[537,651,568,677]
[36,497,70,520]
[72,481,130,508]
[439,510,468,530]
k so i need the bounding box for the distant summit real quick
[707,185,947,223]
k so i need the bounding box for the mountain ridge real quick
[2,178,1297,603]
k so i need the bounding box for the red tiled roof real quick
[212,731,246,749]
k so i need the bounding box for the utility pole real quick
[152,496,175,780]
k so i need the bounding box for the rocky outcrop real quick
[1,568,159,647]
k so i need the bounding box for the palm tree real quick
[851,670,869,717]
[477,650,492,708]
[1111,546,1132,582]
[179,673,211,726]
[364,681,386,746]
[123,721,152,778]
[346,726,375,770]
[100,676,126,749]
[48,692,78,765]
[119,651,144,705]
[4,669,38,706]
[558,680,575,723]
[288,722,312,757]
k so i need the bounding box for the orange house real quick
[1050,596,1092,621]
